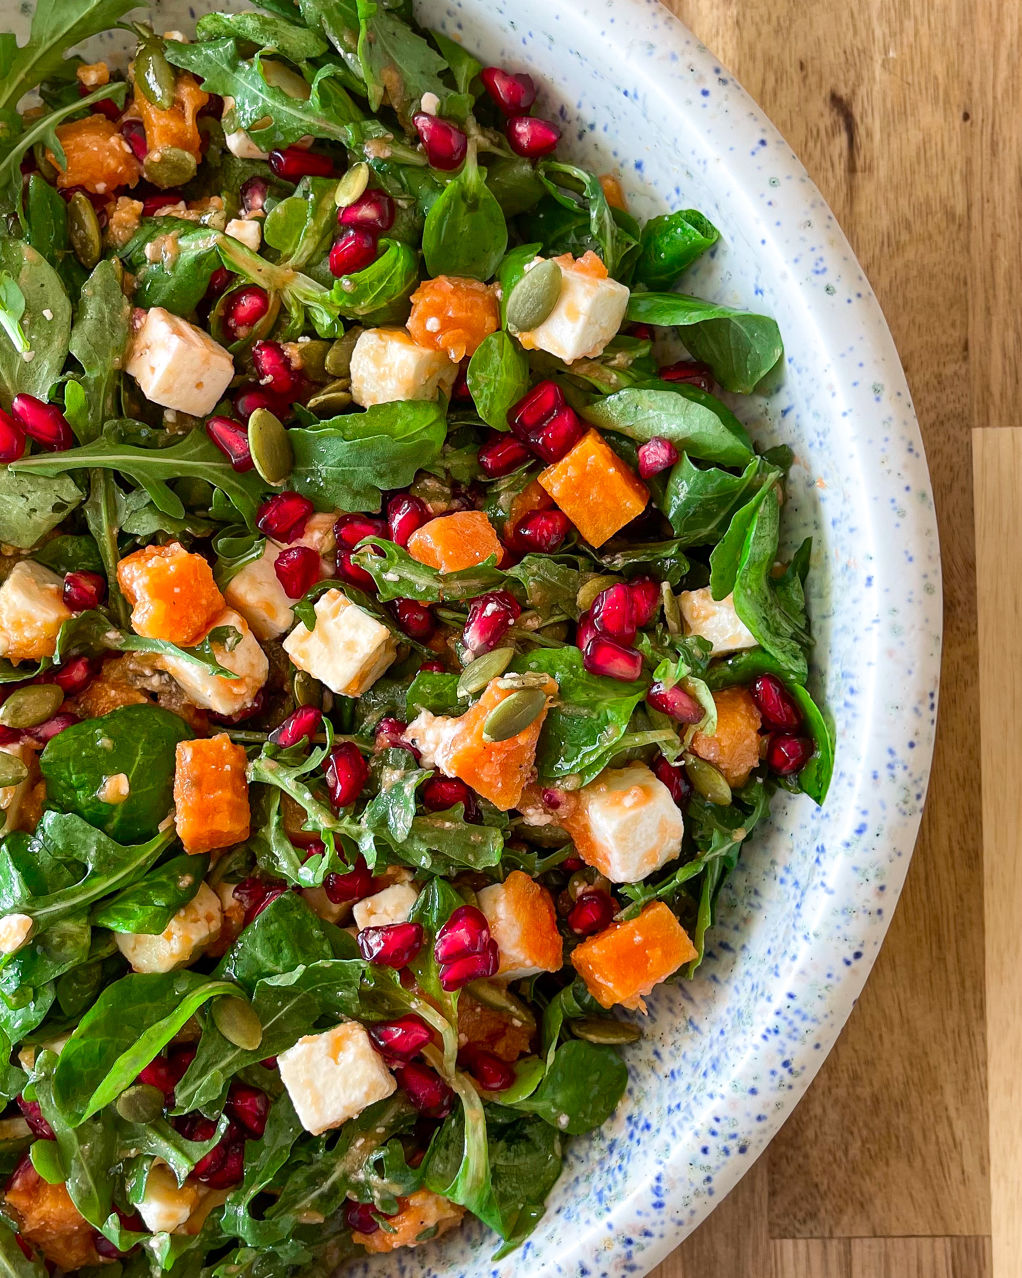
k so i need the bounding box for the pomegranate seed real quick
[23,712,77,745]
[232,877,288,925]
[345,1201,383,1234]
[325,742,369,809]
[375,716,419,758]
[439,940,499,990]
[269,147,334,180]
[92,96,122,122]
[561,854,583,871]
[750,674,803,731]
[11,394,72,451]
[0,410,25,462]
[413,113,468,170]
[386,493,430,547]
[252,340,298,397]
[274,545,320,598]
[433,904,491,963]
[323,856,377,904]
[257,492,313,542]
[637,436,680,478]
[120,119,147,161]
[478,433,531,477]
[15,1097,54,1140]
[591,583,637,643]
[62,570,105,611]
[240,176,268,213]
[629,323,654,341]
[206,266,232,299]
[336,548,378,592]
[567,889,615,936]
[767,734,814,776]
[506,115,561,158]
[395,1061,454,1116]
[583,635,642,682]
[532,406,584,463]
[233,385,284,420]
[141,192,182,216]
[224,285,270,338]
[206,416,253,472]
[458,1046,515,1092]
[575,609,597,652]
[421,775,474,815]
[419,658,446,673]
[194,1131,245,1188]
[628,577,660,627]
[338,189,395,232]
[368,1016,432,1061]
[659,360,714,393]
[175,1111,217,1143]
[480,67,537,114]
[509,380,563,435]
[647,681,704,724]
[50,655,96,695]
[358,921,424,968]
[393,597,435,639]
[225,1082,269,1138]
[137,1057,177,1101]
[463,590,521,653]
[269,705,322,748]
[514,509,570,553]
[335,513,387,549]
[329,228,379,277]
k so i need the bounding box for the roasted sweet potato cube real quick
[49,115,141,194]
[352,1189,465,1254]
[134,72,209,162]
[571,900,697,1010]
[406,511,502,573]
[5,1158,99,1270]
[174,733,250,855]
[538,428,648,548]
[477,869,563,981]
[117,541,225,646]
[690,685,763,787]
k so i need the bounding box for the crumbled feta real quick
[224,513,336,641]
[351,883,419,931]
[348,328,457,408]
[138,1162,203,1234]
[283,590,397,697]
[115,882,223,974]
[570,763,683,883]
[678,587,757,657]
[419,91,440,115]
[97,773,130,805]
[404,709,457,771]
[225,217,262,252]
[158,608,268,716]
[221,96,270,160]
[0,913,33,956]
[0,560,72,665]
[516,255,629,363]
[125,307,234,417]
[278,1022,396,1135]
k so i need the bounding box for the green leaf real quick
[496,241,542,326]
[327,237,419,320]
[466,330,529,430]
[22,174,83,294]
[581,385,753,467]
[195,10,329,60]
[262,177,338,271]
[708,482,773,599]
[33,534,103,576]
[530,161,639,281]
[511,1039,627,1134]
[0,238,71,409]
[633,208,719,289]
[0,271,27,354]
[422,162,508,281]
[91,853,208,934]
[350,536,503,602]
[69,259,130,442]
[662,453,778,545]
[0,469,83,549]
[120,219,222,315]
[354,0,448,120]
[0,1218,46,1276]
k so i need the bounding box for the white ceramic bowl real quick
[20,1,942,1272]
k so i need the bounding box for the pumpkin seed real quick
[662,581,682,636]
[212,996,263,1051]
[567,869,611,902]
[576,574,620,613]
[570,1017,641,1046]
[261,59,312,100]
[307,380,352,415]
[465,980,537,1031]
[495,671,552,692]
[683,752,732,806]
[115,1083,166,1125]
[248,408,293,485]
[0,684,64,730]
[144,146,198,189]
[335,163,369,208]
[68,191,102,270]
[0,753,28,788]
[506,259,562,332]
[457,646,514,698]
[482,688,547,743]
[287,339,332,382]
[292,669,324,708]
[136,38,177,110]
[31,143,58,183]
[325,328,362,377]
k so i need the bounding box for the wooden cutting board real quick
[650,1,1022,1274]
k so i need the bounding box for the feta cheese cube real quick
[0,913,32,956]
[516,254,629,364]
[125,307,234,417]
[115,881,222,974]
[224,513,336,641]
[349,328,457,408]
[0,741,36,831]
[138,1163,202,1235]
[679,587,757,656]
[278,1022,396,1135]
[476,870,562,982]
[283,589,397,697]
[567,763,684,883]
[158,607,268,715]
[300,884,350,925]
[0,560,72,664]
[221,96,269,159]
[225,217,262,252]
[352,883,419,931]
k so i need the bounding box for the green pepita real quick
[0,753,28,788]
[136,38,177,110]
[67,191,102,271]
[495,671,553,692]
[482,688,547,743]
[457,646,514,698]
[325,328,362,378]
[569,1017,641,1046]
[683,752,732,806]
[465,980,537,1031]
[661,581,682,636]
[144,146,198,190]
[307,380,353,415]
[0,684,64,730]
[261,59,312,101]
[292,669,324,708]
[115,1082,166,1125]
[506,259,562,332]
[31,143,58,183]
[335,163,369,208]
[212,996,263,1051]
[567,869,611,902]
[248,408,293,485]
[576,574,620,614]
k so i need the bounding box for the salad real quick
[0,0,833,1272]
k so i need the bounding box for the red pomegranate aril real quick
[575,609,597,652]
[532,406,584,463]
[358,921,424,968]
[480,67,537,115]
[15,1097,54,1140]
[419,658,446,673]
[463,590,521,653]
[628,577,660,627]
[92,96,121,122]
[375,717,419,759]
[141,192,182,216]
[50,655,96,695]
[338,188,395,233]
[120,119,147,161]
[659,360,714,393]
[325,741,370,810]
[11,395,72,451]
[323,856,377,904]
[233,876,288,925]
[206,266,232,299]
[329,228,379,277]
[225,1082,270,1138]
[24,712,77,745]
[195,1133,245,1188]
[590,583,637,643]
[394,597,435,640]
[335,513,387,549]
[0,409,25,462]
[509,380,564,437]
[583,635,643,682]
[506,115,561,158]
[206,416,253,472]
[637,436,680,478]
[269,705,322,748]
[439,939,499,990]
[252,340,298,397]
[274,545,320,598]
[368,1016,432,1061]
[345,1201,382,1235]
[767,733,814,776]
[269,147,334,180]
[567,888,615,937]
[750,674,802,731]
[257,491,314,542]
[396,1062,454,1117]
[459,1046,515,1092]
[225,285,270,338]
[62,570,105,611]
[478,433,531,477]
[137,1055,178,1100]
[647,680,704,724]
[412,113,468,171]
[514,509,570,554]
[240,176,268,213]
[234,385,285,421]
[387,493,430,546]
[421,775,473,814]
[337,548,378,591]
[433,904,491,963]
[175,1111,218,1143]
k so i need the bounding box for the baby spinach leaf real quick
[328,238,419,321]
[422,160,508,281]
[511,1039,627,1134]
[633,208,720,289]
[431,28,481,97]
[663,453,778,545]
[406,670,464,716]
[708,483,773,599]
[0,468,83,548]
[531,161,639,281]
[195,10,329,60]
[33,534,104,576]
[69,259,130,442]
[0,916,91,1003]
[91,853,208,934]
[485,156,546,218]
[22,175,83,294]
[466,331,529,430]
[121,220,222,314]
[0,238,71,409]
[0,1218,46,1275]
[625,291,783,394]
[582,386,753,467]
[217,893,339,992]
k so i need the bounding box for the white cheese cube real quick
[222,96,270,159]
[0,913,32,956]
[115,881,222,974]
[278,1022,395,1135]
[0,560,72,665]
[572,764,684,883]
[138,1163,202,1235]
[352,883,419,931]
[159,607,268,715]
[476,870,562,982]
[516,255,629,364]
[349,328,457,408]
[125,307,234,417]
[679,587,757,657]
[224,513,336,641]
[225,217,262,252]
[300,884,350,925]
[283,589,397,697]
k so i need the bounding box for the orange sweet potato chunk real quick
[5,1160,99,1271]
[50,115,141,194]
[690,686,763,787]
[481,869,563,979]
[134,72,209,161]
[117,542,225,646]
[406,511,502,573]
[538,429,647,548]
[353,1189,465,1254]
[457,991,535,1062]
[174,734,251,855]
[571,900,697,1011]
[407,275,500,361]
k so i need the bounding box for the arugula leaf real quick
[530,161,639,281]
[633,208,720,289]
[510,1039,627,1134]
[0,468,83,549]
[422,156,508,281]
[581,385,753,467]
[219,1092,304,1246]
[195,11,329,60]
[354,0,448,121]
[466,330,530,430]
[0,238,71,408]
[263,177,338,271]
[350,536,504,602]
[91,853,208,935]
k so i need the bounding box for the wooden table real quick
[651,2,1022,1274]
